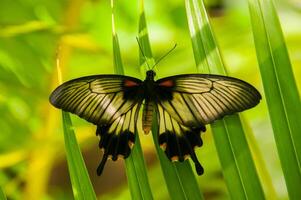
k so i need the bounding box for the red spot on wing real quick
[124,80,139,87]
[159,80,174,87]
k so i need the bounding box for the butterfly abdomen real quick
[142,99,153,134]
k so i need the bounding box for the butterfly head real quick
[146,70,156,80]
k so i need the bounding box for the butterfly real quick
[49,69,261,176]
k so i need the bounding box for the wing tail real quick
[97,151,108,176]
[157,104,206,175]
[96,103,141,175]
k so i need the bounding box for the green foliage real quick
[138,1,204,199]
[0,0,300,199]
[248,0,301,198]
[62,112,97,200]
[185,0,265,199]
[0,187,7,200]
[111,2,153,199]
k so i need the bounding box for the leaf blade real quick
[0,187,6,200]
[248,0,301,198]
[62,112,97,200]
[185,0,265,198]
[111,1,153,199]
[139,1,204,199]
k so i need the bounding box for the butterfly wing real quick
[154,74,261,175]
[50,75,144,125]
[155,74,261,127]
[156,103,205,175]
[49,75,144,175]
[96,102,142,175]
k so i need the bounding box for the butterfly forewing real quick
[50,75,143,125]
[155,74,261,127]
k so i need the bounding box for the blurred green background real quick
[0,0,300,199]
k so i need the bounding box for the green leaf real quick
[185,0,265,199]
[0,187,7,200]
[241,117,278,199]
[124,137,153,200]
[248,0,301,198]
[111,1,153,199]
[139,1,204,199]
[62,112,97,200]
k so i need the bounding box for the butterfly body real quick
[50,70,261,176]
[142,71,156,124]
[142,100,153,134]
[142,70,168,133]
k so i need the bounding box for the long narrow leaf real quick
[248,0,301,198]
[139,1,204,199]
[57,46,96,200]
[53,0,97,198]
[62,112,97,200]
[241,117,278,199]
[111,1,153,199]
[185,0,265,199]
[0,187,6,200]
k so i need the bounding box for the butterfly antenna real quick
[136,37,151,70]
[152,43,177,70]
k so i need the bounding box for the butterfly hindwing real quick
[156,103,205,175]
[96,102,142,175]
[156,74,261,127]
[49,75,144,175]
